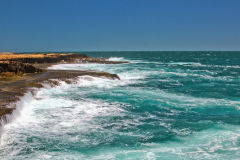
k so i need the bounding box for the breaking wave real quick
[108,57,125,61]
[1,51,240,159]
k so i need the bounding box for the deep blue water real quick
[0,51,240,159]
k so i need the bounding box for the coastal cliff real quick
[0,52,126,129]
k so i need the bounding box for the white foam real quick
[0,92,35,140]
[108,57,125,61]
[73,74,144,89]
[1,57,240,159]
[167,62,202,66]
[49,62,148,87]
[0,80,126,158]
[48,63,125,73]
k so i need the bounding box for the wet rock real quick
[0,107,14,118]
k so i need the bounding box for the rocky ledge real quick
[0,52,126,128]
[0,61,43,75]
[0,53,128,65]
[0,70,119,120]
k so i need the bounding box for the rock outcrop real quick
[0,53,127,77]
[0,52,126,127]
[0,61,43,74]
[0,53,128,64]
[0,70,120,126]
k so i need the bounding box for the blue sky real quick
[0,0,239,52]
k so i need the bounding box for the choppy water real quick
[1,51,240,160]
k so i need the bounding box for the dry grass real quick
[0,52,13,55]
[0,53,73,60]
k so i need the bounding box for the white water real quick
[1,56,240,159]
[0,80,126,159]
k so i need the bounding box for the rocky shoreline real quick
[0,52,126,129]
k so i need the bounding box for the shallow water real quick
[1,51,240,160]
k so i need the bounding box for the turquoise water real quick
[0,51,240,159]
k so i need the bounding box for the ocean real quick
[0,51,240,160]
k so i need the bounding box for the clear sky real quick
[0,0,240,52]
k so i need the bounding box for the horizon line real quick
[2,50,240,53]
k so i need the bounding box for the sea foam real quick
[108,57,125,61]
